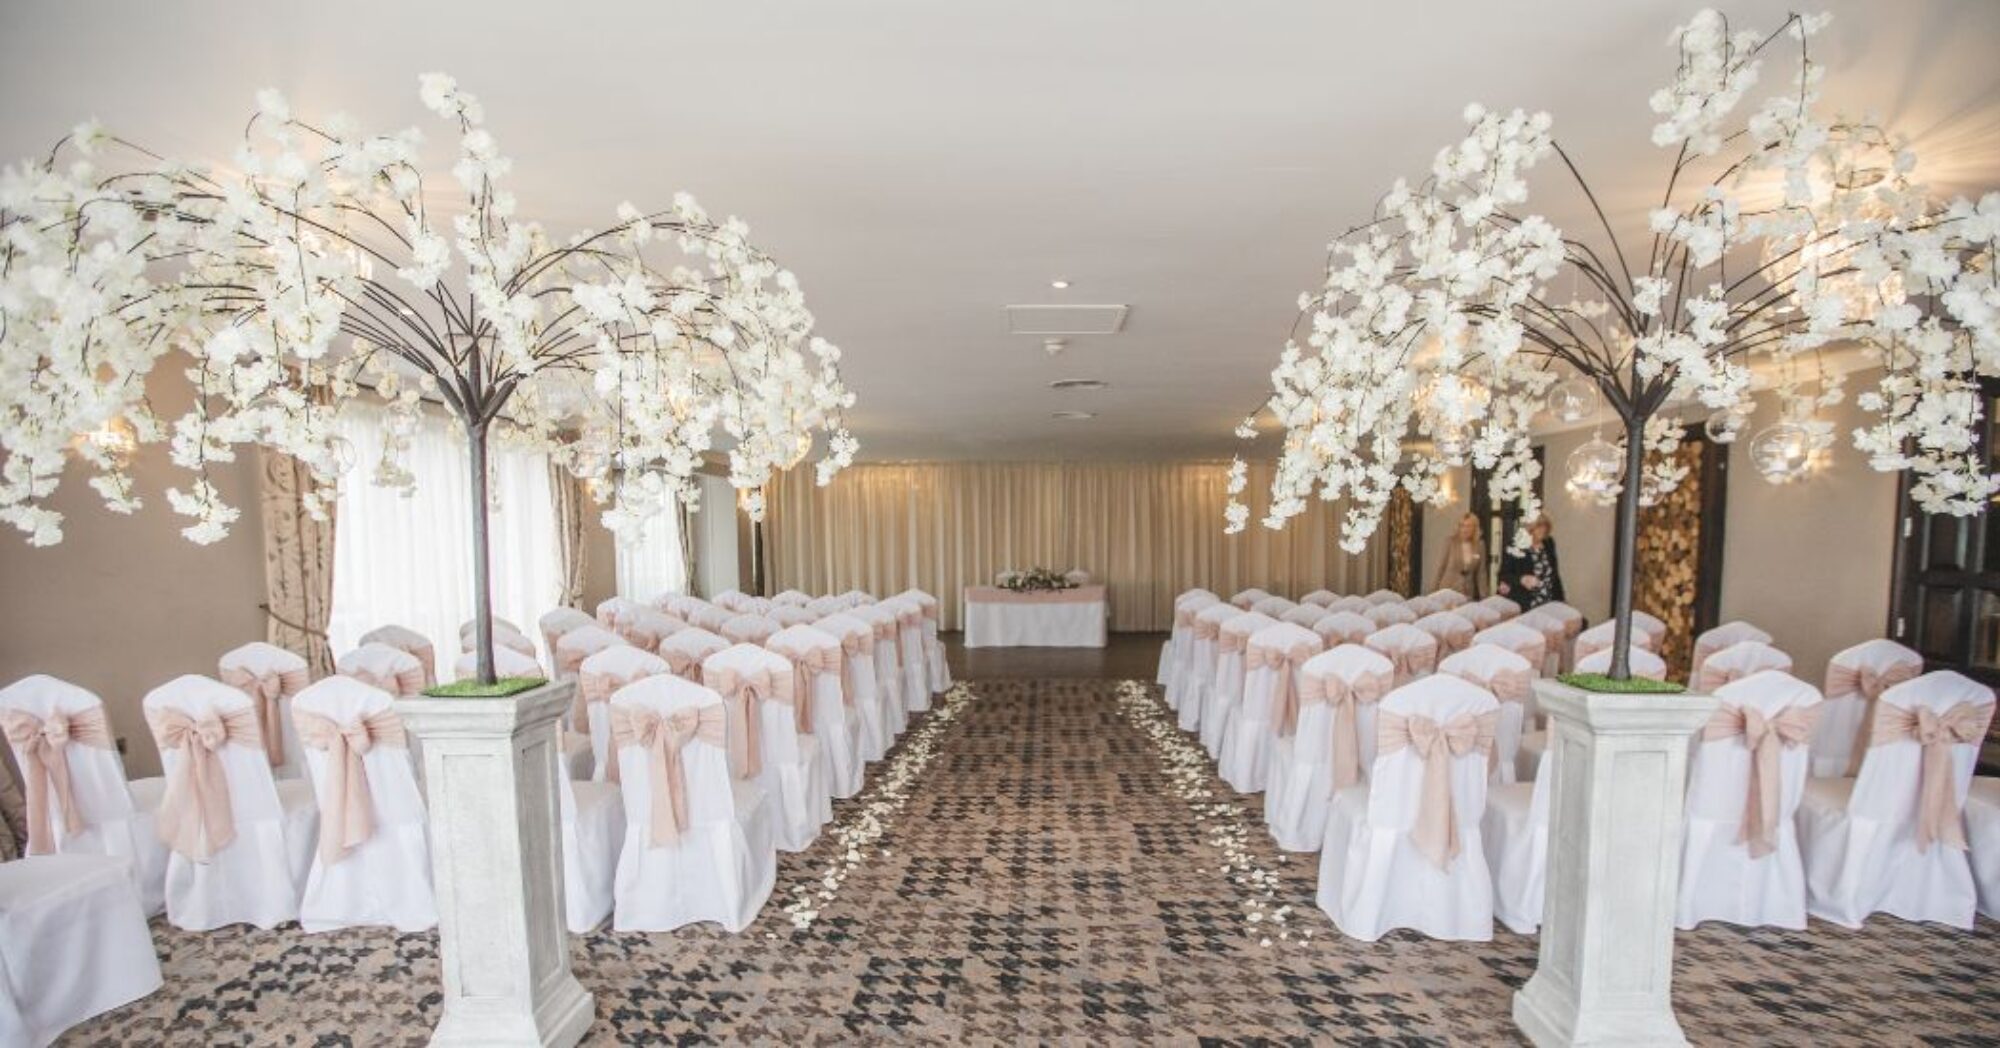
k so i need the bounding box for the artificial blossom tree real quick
[1230,8,1998,679]
[0,74,858,683]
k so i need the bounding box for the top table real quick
[962,585,1108,648]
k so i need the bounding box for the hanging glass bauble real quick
[565,435,609,480]
[1565,435,1624,504]
[1703,407,1749,444]
[1545,378,1599,424]
[324,435,359,476]
[1749,421,1813,484]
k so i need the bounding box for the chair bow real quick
[1702,703,1820,858]
[1370,641,1436,684]
[1869,700,1994,852]
[1377,709,1498,869]
[1301,670,1390,792]
[1253,643,1319,740]
[0,706,112,855]
[706,668,780,779]
[147,706,261,860]
[219,665,308,767]
[771,646,838,734]
[611,704,728,847]
[295,709,407,865]
[1192,619,1221,641]
[1828,660,1921,776]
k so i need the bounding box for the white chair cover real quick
[459,615,526,644]
[1300,589,1339,608]
[1571,646,1668,680]
[555,623,627,679]
[579,645,671,781]
[143,675,319,930]
[1364,589,1403,606]
[1328,595,1371,615]
[1229,588,1270,610]
[0,854,162,1048]
[1281,604,1330,630]
[1201,611,1279,757]
[805,595,845,619]
[1363,623,1440,687]
[657,594,707,618]
[1812,639,1923,778]
[1363,603,1417,629]
[0,676,169,915]
[616,608,686,653]
[1692,639,1793,694]
[772,589,813,606]
[1219,623,1323,794]
[1471,621,1545,673]
[597,595,642,624]
[1631,610,1668,647]
[1572,618,1658,661]
[1691,620,1772,680]
[607,676,775,933]
[1676,670,1822,931]
[1798,670,1994,929]
[1317,674,1499,942]
[703,644,830,853]
[817,613,890,762]
[291,677,436,933]
[850,605,909,738]
[1515,610,1569,678]
[561,774,624,933]
[1265,645,1393,852]
[896,588,953,696]
[768,624,864,801]
[1251,595,1298,619]
[1473,595,1520,621]
[719,613,781,647]
[1482,737,1552,934]
[539,607,595,676]
[1439,644,1535,785]
[880,597,932,712]
[1312,610,1377,649]
[1178,602,1236,734]
[657,628,729,685]
[688,604,735,633]
[1163,592,1221,710]
[1455,601,1503,631]
[1969,777,2000,920]
[767,605,817,629]
[1403,594,1442,618]
[357,624,435,688]
[1428,588,1468,610]
[1530,602,1585,672]
[1412,611,1476,660]
[337,643,428,698]
[461,623,537,660]
[452,644,543,681]
[217,641,311,781]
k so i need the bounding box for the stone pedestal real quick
[1514,679,1716,1048]
[398,682,593,1047]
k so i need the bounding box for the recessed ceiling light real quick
[1050,279,1071,289]
[1049,379,1108,391]
[1051,410,1096,421]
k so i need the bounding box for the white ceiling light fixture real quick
[1042,338,1068,357]
[1050,279,1071,289]
[1051,410,1097,421]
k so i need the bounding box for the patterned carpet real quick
[73,678,2000,1045]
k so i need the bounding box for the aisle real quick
[79,679,2000,1044]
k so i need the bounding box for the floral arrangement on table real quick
[996,567,1079,593]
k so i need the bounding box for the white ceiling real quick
[3,1,1995,460]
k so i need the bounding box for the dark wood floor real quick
[942,630,1166,681]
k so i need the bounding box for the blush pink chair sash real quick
[294,709,408,865]
[1452,666,1532,705]
[660,649,710,684]
[347,666,426,698]
[1701,704,1821,859]
[1869,701,1994,852]
[0,706,113,855]
[1254,643,1323,739]
[707,668,782,780]
[1299,670,1392,792]
[1376,709,1499,869]
[1192,618,1222,641]
[774,641,846,716]
[146,706,261,861]
[611,704,728,848]
[1367,637,1437,683]
[219,665,311,767]
[577,669,657,737]
[837,632,874,703]
[1829,660,1922,776]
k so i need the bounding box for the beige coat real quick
[1432,538,1486,599]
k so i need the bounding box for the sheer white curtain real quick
[614,502,688,602]
[328,404,564,680]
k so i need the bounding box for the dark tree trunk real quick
[1606,411,1649,681]
[467,420,497,685]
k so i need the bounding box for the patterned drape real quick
[550,463,588,609]
[764,460,1385,632]
[258,446,337,677]
[1636,434,1709,679]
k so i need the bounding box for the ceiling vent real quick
[1005,304,1129,336]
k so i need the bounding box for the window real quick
[614,499,688,602]
[328,404,564,680]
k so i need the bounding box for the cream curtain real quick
[259,446,338,677]
[550,464,588,609]
[764,461,1383,632]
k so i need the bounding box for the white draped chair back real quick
[1219,622,1323,794]
[1403,594,1442,619]
[688,603,735,634]
[1317,673,1499,942]
[850,604,909,737]
[1313,610,1377,649]
[357,624,435,688]
[703,643,831,853]
[1281,604,1331,630]
[805,595,845,619]
[1364,589,1402,606]
[291,676,435,933]
[1363,623,1440,687]
[1471,621,1545,673]
[720,613,781,647]
[1251,595,1298,619]
[1483,730,1554,934]
[1439,644,1536,784]
[539,608,596,673]
[658,594,707,618]
[1813,638,1922,778]
[1179,602,1237,734]
[555,623,627,679]
[606,675,776,933]
[655,627,729,687]
[709,590,751,612]
[217,641,311,779]
[336,643,427,698]
[1363,602,1418,629]
[1514,610,1569,678]
[1630,610,1668,647]
[452,644,543,682]
[772,589,812,607]
[1573,645,1669,680]
[1265,645,1393,853]
[0,852,164,1047]
[1229,587,1270,609]
[1163,591,1221,708]
[768,624,863,800]
[1473,595,1520,622]
[768,605,818,628]
[896,588,953,695]
[0,675,169,914]
[817,612,889,762]
[459,619,536,659]
[839,589,875,608]
[742,596,775,617]
[1800,669,1995,929]
[1201,611,1279,756]
[880,597,932,713]
[1678,670,1822,930]
[1693,639,1793,694]
[1572,618,1658,661]
[615,608,686,653]
[142,675,319,930]
[1692,620,1775,680]
[1428,588,1468,610]
[579,646,671,780]
[1412,611,1476,660]
[1328,595,1371,615]
[1300,589,1339,608]
[1455,601,1503,631]
[1529,602,1585,672]
[596,595,641,626]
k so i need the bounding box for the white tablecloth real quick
[963,586,1108,648]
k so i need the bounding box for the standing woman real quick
[1499,515,1565,611]
[1431,513,1487,598]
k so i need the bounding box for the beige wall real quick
[0,366,268,777]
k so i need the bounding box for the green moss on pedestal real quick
[420,676,548,698]
[1557,672,1687,695]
